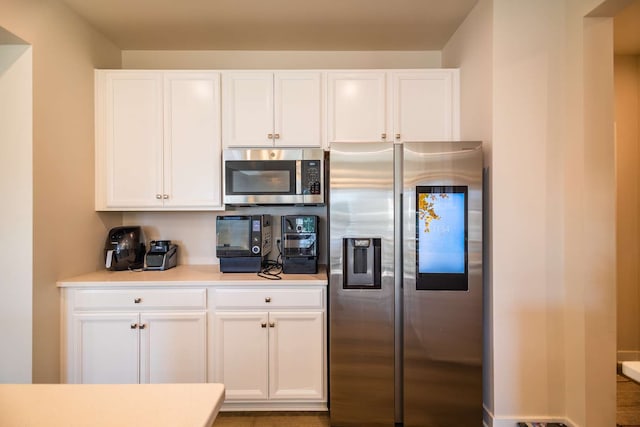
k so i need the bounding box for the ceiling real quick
[56,0,640,54]
[60,0,479,51]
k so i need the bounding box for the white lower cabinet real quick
[61,283,327,411]
[62,288,207,384]
[212,287,327,410]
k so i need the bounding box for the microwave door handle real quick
[296,160,302,195]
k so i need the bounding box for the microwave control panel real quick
[301,160,322,195]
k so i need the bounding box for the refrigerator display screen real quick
[416,185,468,291]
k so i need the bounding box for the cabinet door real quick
[98,71,163,208]
[222,72,274,147]
[139,311,207,384]
[71,313,140,384]
[268,311,324,400]
[327,72,388,143]
[274,72,322,147]
[163,73,222,209]
[392,71,460,142]
[214,312,269,400]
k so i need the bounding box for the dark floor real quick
[618,374,640,427]
[211,379,640,427]
[213,411,330,427]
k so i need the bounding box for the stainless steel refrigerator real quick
[329,141,483,427]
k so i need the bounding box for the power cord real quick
[257,239,283,280]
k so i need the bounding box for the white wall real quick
[443,0,619,426]
[0,0,122,382]
[0,42,32,383]
[492,0,569,422]
[122,50,442,69]
[123,206,328,266]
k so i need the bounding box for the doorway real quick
[613,1,640,425]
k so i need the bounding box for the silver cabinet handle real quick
[265,297,271,303]
[268,133,273,139]
[274,134,280,139]
[139,323,146,330]
[134,298,142,304]
[381,133,387,140]
[131,323,138,329]
[269,322,275,328]
[163,194,169,199]
[155,194,162,199]
[395,133,401,140]
[261,323,267,328]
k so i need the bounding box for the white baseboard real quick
[486,414,574,427]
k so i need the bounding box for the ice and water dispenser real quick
[343,238,381,289]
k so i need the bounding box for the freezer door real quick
[329,142,395,427]
[402,141,483,426]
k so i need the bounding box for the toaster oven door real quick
[216,216,253,257]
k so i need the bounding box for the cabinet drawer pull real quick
[156,194,162,199]
[131,323,138,329]
[381,133,387,140]
[395,133,401,140]
[269,322,275,328]
[265,297,271,303]
[261,322,267,328]
[139,323,146,329]
[268,133,273,139]
[274,133,280,139]
[163,194,169,199]
[134,298,142,304]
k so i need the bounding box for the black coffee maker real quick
[104,226,146,271]
[281,215,318,274]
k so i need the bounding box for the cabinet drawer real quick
[214,288,324,309]
[72,288,207,310]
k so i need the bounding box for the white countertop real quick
[57,264,327,288]
[0,383,225,427]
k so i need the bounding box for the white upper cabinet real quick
[222,71,323,148]
[327,72,388,143]
[163,73,222,209]
[97,71,164,209]
[327,69,460,144]
[95,70,222,211]
[391,70,460,142]
[274,73,323,147]
[222,72,273,148]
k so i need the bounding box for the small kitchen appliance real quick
[145,240,178,271]
[104,226,146,271]
[223,148,325,206]
[216,215,272,273]
[281,215,319,274]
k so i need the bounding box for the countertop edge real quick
[57,264,328,288]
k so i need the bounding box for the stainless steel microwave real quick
[223,148,325,206]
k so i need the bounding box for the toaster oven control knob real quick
[251,245,260,254]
